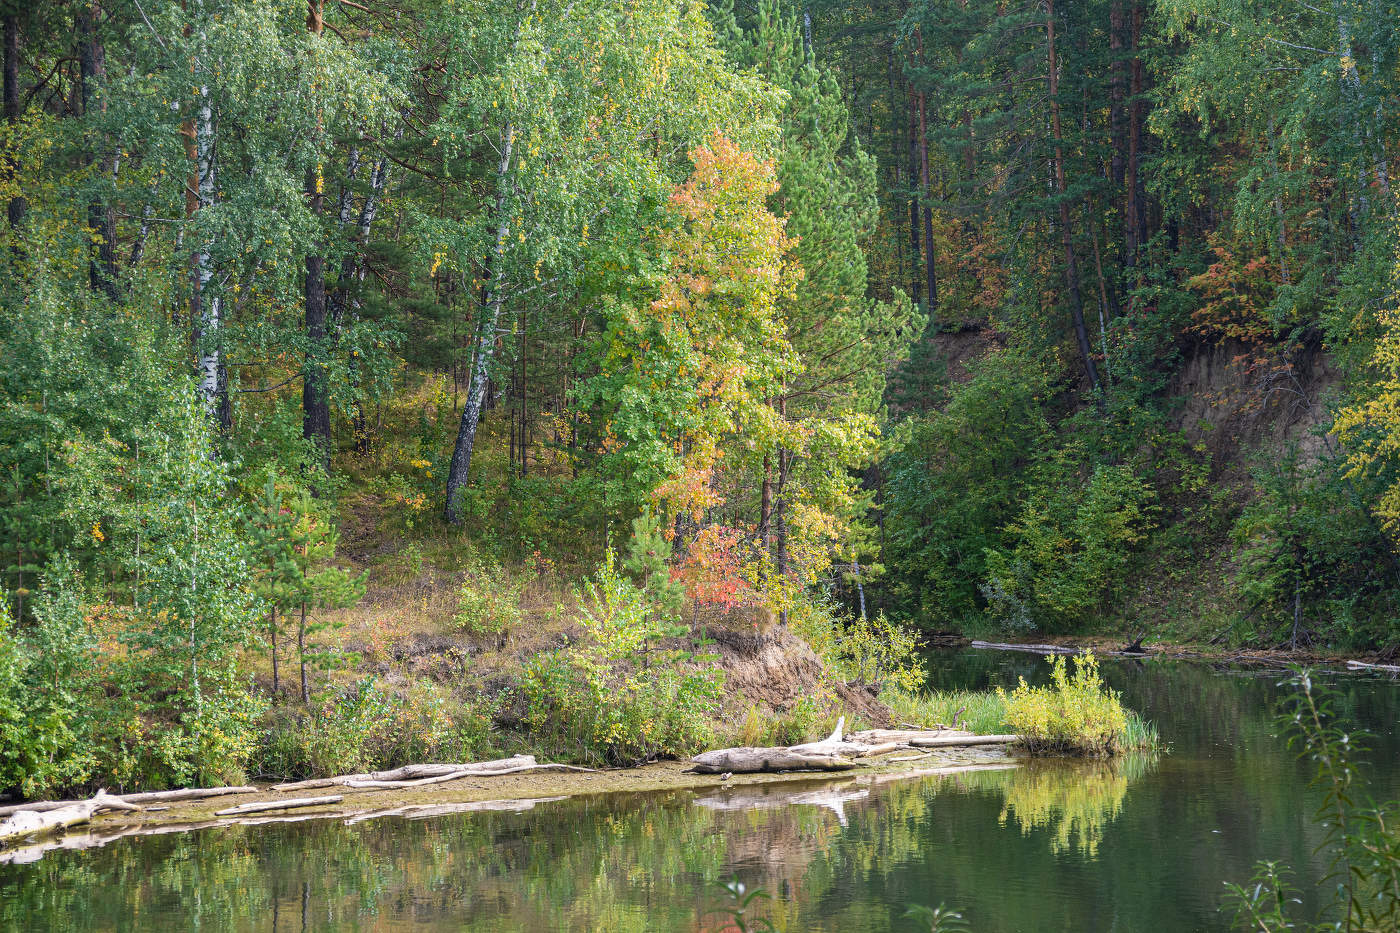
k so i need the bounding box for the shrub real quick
[453,557,523,636]
[0,595,94,797]
[998,651,1153,756]
[788,598,927,693]
[252,678,480,779]
[519,553,722,765]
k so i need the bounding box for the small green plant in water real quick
[709,878,775,932]
[905,904,970,931]
[999,651,1154,756]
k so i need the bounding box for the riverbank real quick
[932,634,1400,671]
[0,746,1017,865]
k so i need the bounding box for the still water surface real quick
[3,651,1399,932]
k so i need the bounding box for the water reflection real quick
[2,656,1398,932]
[996,755,1154,857]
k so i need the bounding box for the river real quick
[3,650,1399,931]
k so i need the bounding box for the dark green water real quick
[3,652,1399,932]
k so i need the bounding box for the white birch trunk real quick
[192,29,220,416]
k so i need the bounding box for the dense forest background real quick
[3,0,1400,794]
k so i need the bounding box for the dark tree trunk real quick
[1046,0,1101,395]
[907,82,922,310]
[303,3,331,471]
[298,602,309,704]
[303,166,331,473]
[760,454,772,553]
[1124,0,1147,263]
[918,88,936,315]
[1108,1,1126,192]
[77,4,117,299]
[270,607,279,697]
[3,15,25,235]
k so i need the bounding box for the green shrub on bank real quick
[998,651,1155,756]
[520,553,721,766]
[789,598,927,693]
[982,463,1157,633]
[252,679,495,780]
[453,556,523,636]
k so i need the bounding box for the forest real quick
[2,0,1400,804]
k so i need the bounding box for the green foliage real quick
[1232,444,1400,651]
[621,510,686,621]
[905,904,971,933]
[884,349,1055,625]
[998,652,1153,756]
[1225,670,1400,932]
[453,556,523,636]
[787,596,926,693]
[254,679,491,780]
[0,587,95,798]
[519,553,721,765]
[883,689,1009,736]
[982,462,1157,633]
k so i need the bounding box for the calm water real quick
[3,652,1399,932]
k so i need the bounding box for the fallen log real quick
[340,762,596,789]
[689,748,858,774]
[844,729,973,745]
[1347,659,1400,674]
[215,795,343,817]
[907,733,1020,748]
[0,785,256,819]
[786,717,903,759]
[970,640,1078,655]
[273,756,541,791]
[0,790,139,846]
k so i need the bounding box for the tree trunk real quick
[445,121,514,523]
[270,606,279,697]
[190,31,223,425]
[759,455,772,553]
[907,82,922,309]
[303,165,331,472]
[918,89,936,314]
[302,2,331,470]
[1046,0,1101,395]
[1108,1,1126,193]
[330,145,391,454]
[298,602,309,704]
[77,3,117,300]
[3,15,25,235]
[519,313,527,478]
[1124,1,1147,264]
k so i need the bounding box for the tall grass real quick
[883,689,1009,735]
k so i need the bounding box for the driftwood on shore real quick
[273,755,597,793]
[689,718,1021,775]
[1347,659,1400,674]
[0,790,142,846]
[0,785,256,819]
[214,795,344,817]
